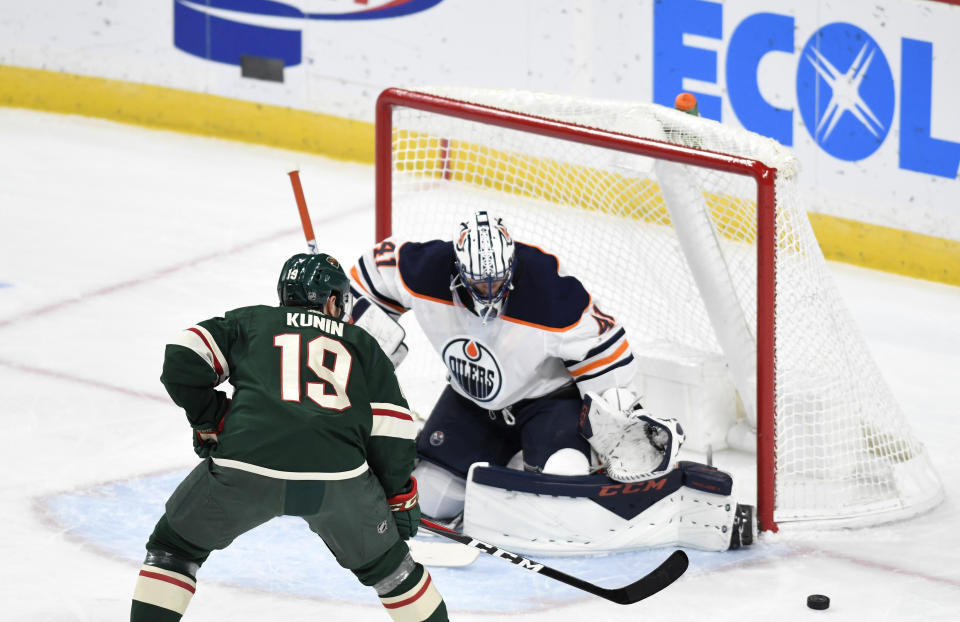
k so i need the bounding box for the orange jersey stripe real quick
[398,273,454,306]
[569,340,630,377]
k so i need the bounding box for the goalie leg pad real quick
[463,462,739,553]
[412,460,466,520]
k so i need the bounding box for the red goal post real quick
[373,87,942,533]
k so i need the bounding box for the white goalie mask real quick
[452,211,516,323]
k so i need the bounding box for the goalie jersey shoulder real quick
[359,239,591,330]
[395,240,458,305]
[501,243,590,330]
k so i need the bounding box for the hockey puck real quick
[807,594,830,610]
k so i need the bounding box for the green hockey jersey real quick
[160,304,416,496]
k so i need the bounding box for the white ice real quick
[1,108,959,622]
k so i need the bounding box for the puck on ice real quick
[807,594,830,610]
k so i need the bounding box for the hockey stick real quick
[286,171,469,564]
[419,518,689,605]
[408,538,480,567]
[287,169,319,254]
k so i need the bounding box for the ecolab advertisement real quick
[655,3,958,177]
[3,0,959,240]
[651,0,960,238]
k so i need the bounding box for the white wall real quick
[3,0,958,240]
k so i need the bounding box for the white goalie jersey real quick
[350,237,638,411]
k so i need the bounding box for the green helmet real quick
[277,253,351,318]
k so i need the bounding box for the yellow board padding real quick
[394,131,960,285]
[808,213,960,287]
[0,64,373,162]
[2,64,958,287]
[395,130,778,246]
[397,130,670,226]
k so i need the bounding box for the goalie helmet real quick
[452,211,516,323]
[277,253,351,318]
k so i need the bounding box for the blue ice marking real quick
[40,467,771,612]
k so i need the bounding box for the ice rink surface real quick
[1,108,959,621]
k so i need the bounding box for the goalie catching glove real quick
[386,476,421,540]
[580,388,685,482]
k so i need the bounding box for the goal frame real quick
[374,87,781,532]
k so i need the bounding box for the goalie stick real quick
[419,518,689,605]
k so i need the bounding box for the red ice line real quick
[0,358,168,402]
[0,208,366,400]
[721,543,960,590]
[0,226,300,330]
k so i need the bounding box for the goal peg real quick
[674,92,700,117]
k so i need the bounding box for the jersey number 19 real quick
[273,334,353,410]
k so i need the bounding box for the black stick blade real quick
[419,518,688,606]
[610,549,689,604]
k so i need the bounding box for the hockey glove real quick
[192,399,229,458]
[386,477,421,540]
[639,414,685,474]
[581,389,685,481]
[351,295,408,368]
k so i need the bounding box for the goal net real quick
[374,86,943,531]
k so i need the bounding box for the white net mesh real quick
[380,87,942,528]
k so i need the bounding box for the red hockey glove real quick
[386,477,421,540]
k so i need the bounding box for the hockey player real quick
[348,210,641,522]
[130,253,448,622]
[349,211,754,553]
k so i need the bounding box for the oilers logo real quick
[441,338,502,403]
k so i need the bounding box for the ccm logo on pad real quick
[597,479,667,496]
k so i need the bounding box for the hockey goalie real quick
[349,209,754,554]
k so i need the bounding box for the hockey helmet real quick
[453,211,516,322]
[277,253,351,318]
